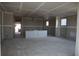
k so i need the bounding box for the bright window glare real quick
[46,21,49,26]
[61,18,67,26]
[15,23,21,34]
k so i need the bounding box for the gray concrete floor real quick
[1,37,75,56]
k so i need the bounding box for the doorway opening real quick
[15,22,21,34]
[14,22,21,38]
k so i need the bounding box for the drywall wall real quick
[48,17,56,36]
[2,12,14,40]
[0,10,2,56]
[66,15,77,40]
[21,17,44,37]
[22,16,56,37]
[60,26,67,38]
[0,11,2,42]
[60,15,77,40]
[41,17,56,36]
[22,17,43,28]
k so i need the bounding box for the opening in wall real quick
[15,22,21,34]
[46,21,49,26]
[61,18,67,26]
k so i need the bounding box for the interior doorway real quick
[14,16,22,38]
[14,22,21,38]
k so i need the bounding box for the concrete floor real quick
[1,37,75,56]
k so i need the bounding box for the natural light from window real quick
[46,21,49,26]
[61,18,67,26]
[15,23,21,34]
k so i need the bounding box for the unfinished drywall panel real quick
[0,11,2,56]
[21,17,44,38]
[22,17,43,27]
[2,12,14,40]
[33,18,43,27]
[55,17,67,38]
[60,15,77,40]
[0,11,2,43]
[48,17,56,36]
[60,26,67,38]
[22,17,32,37]
[43,17,56,36]
[0,11,1,25]
[66,15,77,40]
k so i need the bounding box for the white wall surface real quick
[26,30,47,38]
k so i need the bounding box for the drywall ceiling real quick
[0,2,77,17]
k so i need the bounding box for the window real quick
[46,21,49,26]
[61,18,67,26]
[15,23,21,34]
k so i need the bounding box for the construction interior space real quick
[0,2,79,56]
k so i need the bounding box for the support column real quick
[55,16,61,37]
[75,4,79,56]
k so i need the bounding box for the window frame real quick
[61,18,67,26]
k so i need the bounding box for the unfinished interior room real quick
[0,2,79,56]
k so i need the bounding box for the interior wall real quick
[21,17,44,37]
[2,12,14,40]
[0,10,2,56]
[21,16,56,37]
[14,16,22,38]
[60,15,77,40]
[0,10,2,42]
[66,15,77,40]
[49,17,56,36]
[44,17,56,36]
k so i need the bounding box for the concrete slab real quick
[1,37,75,56]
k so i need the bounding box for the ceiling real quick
[0,2,78,18]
